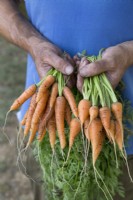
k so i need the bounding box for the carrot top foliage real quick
[34,132,124,200]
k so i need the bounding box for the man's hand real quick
[77,42,133,92]
[31,40,74,79]
[0,0,74,80]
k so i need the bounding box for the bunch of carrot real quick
[7,50,133,200]
[79,54,124,167]
[9,68,80,151]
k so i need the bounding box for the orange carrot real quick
[49,83,58,109]
[69,118,81,148]
[26,123,39,147]
[24,94,37,137]
[89,106,99,124]
[107,119,116,142]
[109,120,119,168]
[89,118,105,165]
[10,84,36,111]
[63,86,78,118]
[84,118,90,142]
[47,114,56,149]
[31,91,49,140]
[21,109,29,126]
[65,103,72,126]
[115,118,133,182]
[115,120,123,151]
[78,99,91,126]
[99,106,111,131]
[112,102,122,124]
[38,127,46,142]
[38,101,54,136]
[112,102,123,150]
[32,90,49,125]
[36,75,55,102]
[55,96,66,149]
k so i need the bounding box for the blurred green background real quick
[0,38,26,126]
[0,37,34,200]
[0,2,34,200]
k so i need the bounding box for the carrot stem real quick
[57,72,65,97]
[36,69,55,87]
[82,78,90,100]
[101,73,117,103]
[94,76,106,107]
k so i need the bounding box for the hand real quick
[77,43,133,92]
[31,40,74,79]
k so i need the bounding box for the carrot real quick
[26,123,39,147]
[32,90,49,125]
[115,120,123,151]
[10,84,36,111]
[66,118,81,162]
[69,118,81,148]
[115,120,133,182]
[36,75,55,102]
[63,86,78,118]
[24,94,37,137]
[65,103,72,126]
[108,119,116,142]
[30,91,49,140]
[47,114,56,149]
[112,102,124,151]
[49,83,58,109]
[112,102,122,124]
[89,118,105,165]
[99,106,111,132]
[38,127,46,142]
[112,102,123,139]
[21,109,29,126]
[55,96,66,149]
[38,101,54,136]
[109,120,119,168]
[78,99,91,126]
[89,106,99,124]
[84,118,90,142]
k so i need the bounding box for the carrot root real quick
[2,110,12,145]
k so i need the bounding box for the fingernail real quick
[65,66,73,75]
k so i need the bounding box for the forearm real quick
[0,0,48,57]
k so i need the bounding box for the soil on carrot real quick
[0,37,33,200]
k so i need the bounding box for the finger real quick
[106,71,121,89]
[37,63,52,79]
[44,51,74,75]
[75,60,80,69]
[77,73,84,93]
[105,72,115,89]
[64,53,75,66]
[79,57,90,70]
[79,59,109,77]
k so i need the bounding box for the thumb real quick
[45,51,74,75]
[79,59,109,77]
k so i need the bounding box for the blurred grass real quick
[0,37,26,126]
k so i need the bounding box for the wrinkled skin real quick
[0,0,133,91]
[77,43,133,92]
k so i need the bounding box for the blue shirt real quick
[19,0,133,154]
